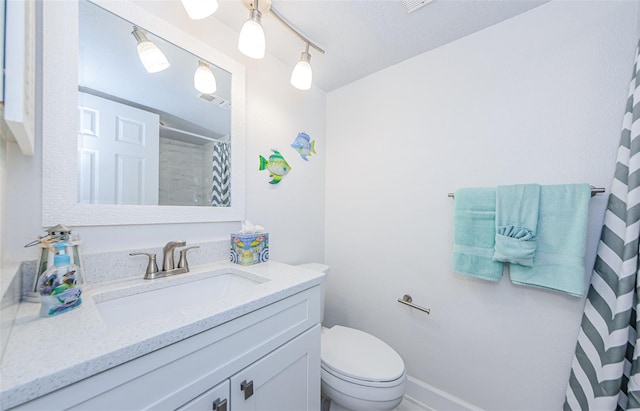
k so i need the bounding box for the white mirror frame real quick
[42,0,246,226]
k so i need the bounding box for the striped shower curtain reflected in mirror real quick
[211,141,231,207]
[565,41,640,410]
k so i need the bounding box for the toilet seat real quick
[321,326,405,383]
[322,365,407,389]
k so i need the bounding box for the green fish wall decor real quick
[259,149,292,184]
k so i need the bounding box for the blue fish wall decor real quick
[291,132,316,161]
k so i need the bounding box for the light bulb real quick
[136,42,170,73]
[194,61,217,94]
[180,0,219,20]
[238,9,265,59]
[290,51,312,90]
[132,27,170,73]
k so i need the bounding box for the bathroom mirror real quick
[42,0,246,225]
[78,0,232,207]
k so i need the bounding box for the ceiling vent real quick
[198,93,231,110]
[401,0,434,14]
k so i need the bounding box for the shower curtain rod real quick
[447,186,605,198]
[159,124,228,143]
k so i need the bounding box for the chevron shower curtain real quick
[565,42,640,410]
[211,141,231,207]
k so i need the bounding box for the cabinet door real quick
[230,324,321,411]
[176,379,229,411]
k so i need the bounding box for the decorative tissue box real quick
[230,233,269,265]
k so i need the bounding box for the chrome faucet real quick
[130,241,199,280]
[162,240,186,272]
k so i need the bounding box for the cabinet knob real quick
[212,397,227,411]
[240,379,254,400]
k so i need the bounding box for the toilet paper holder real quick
[397,294,430,314]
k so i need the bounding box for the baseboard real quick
[405,375,484,411]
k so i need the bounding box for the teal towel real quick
[452,188,504,281]
[509,184,591,297]
[493,184,540,267]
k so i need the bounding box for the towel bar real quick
[447,186,605,198]
[397,294,430,314]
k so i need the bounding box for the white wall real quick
[1,2,326,266]
[325,1,637,410]
[0,138,6,264]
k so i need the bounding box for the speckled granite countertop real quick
[0,261,323,410]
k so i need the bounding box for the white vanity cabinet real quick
[178,326,319,411]
[230,326,320,411]
[11,286,321,411]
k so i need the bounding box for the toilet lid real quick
[321,326,405,382]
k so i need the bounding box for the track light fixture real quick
[180,0,219,20]
[238,0,325,90]
[194,60,217,94]
[238,0,266,59]
[290,43,312,90]
[131,26,170,73]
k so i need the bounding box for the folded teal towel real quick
[452,188,504,281]
[493,184,540,267]
[509,184,590,297]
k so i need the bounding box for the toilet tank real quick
[297,263,329,323]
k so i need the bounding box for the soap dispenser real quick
[24,224,83,302]
[37,243,83,317]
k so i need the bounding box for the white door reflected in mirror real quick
[78,92,160,205]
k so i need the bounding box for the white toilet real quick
[297,263,407,411]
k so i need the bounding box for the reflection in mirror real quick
[78,0,232,207]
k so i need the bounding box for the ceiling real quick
[211,0,550,92]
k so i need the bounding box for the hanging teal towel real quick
[452,188,504,281]
[509,184,590,297]
[493,184,541,267]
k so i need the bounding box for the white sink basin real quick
[96,270,268,327]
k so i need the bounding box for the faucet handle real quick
[162,240,187,271]
[177,246,200,271]
[129,252,159,279]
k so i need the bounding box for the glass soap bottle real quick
[37,244,83,317]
